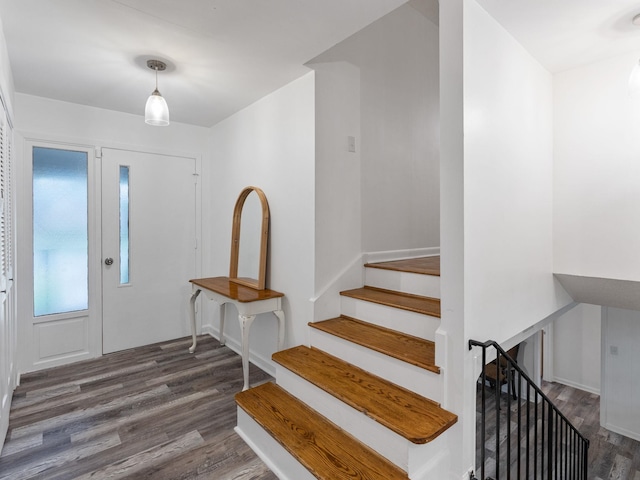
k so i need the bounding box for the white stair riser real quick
[276,366,411,471]
[309,328,443,402]
[408,436,450,479]
[235,409,316,480]
[365,268,441,299]
[340,297,440,341]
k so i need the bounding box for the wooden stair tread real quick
[309,316,440,374]
[341,286,440,318]
[273,346,457,444]
[364,256,440,276]
[236,382,409,480]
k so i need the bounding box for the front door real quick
[101,148,197,353]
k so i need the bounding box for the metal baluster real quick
[507,353,511,480]
[481,347,487,480]
[517,371,522,479]
[495,349,501,480]
[468,341,589,480]
[535,391,539,480]
[526,379,530,479]
[547,403,553,480]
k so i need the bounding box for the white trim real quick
[0,89,13,129]
[602,422,640,443]
[309,253,363,303]
[363,246,440,264]
[552,376,600,396]
[18,130,202,163]
[19,141,99,372]
[542,324,553,382]
[201,326,276,378]
[309,253,363,323]
[600,306,609,430]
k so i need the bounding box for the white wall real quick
[204,73,315,375]
[463,0,572,344]
[554,51,640,281]
[309,4,440,254]
[310,61,362,320]
[602,307,640,442]
[14,94,208,154]
[439,0,469,475]
[551,303,601,394]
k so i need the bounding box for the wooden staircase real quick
[235,256,456,479]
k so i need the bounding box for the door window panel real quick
[119,165,129,284]
[32,147,88,316]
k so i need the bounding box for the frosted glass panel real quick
[119,166,129,284]
[33,147,88,316]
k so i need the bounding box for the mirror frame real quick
[229,186,270,290]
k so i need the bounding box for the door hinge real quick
[193,172,199,185]
[95,147,103,159]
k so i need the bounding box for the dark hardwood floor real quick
[0,335,277,480]
[476,380,640,480]
[5,335,637,480]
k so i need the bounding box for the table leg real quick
[219,303,226,345]
[188,289,201,353]
[239,314,256,391]
[273,310,285,351]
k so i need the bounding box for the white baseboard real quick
[201,325,276,378]
[553,376,600,396]
[363,247,440,265]
[602,421,640,443]
[310,254,364,323]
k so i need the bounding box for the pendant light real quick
[144,59,170,126]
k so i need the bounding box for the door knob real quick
[104,257,114,266]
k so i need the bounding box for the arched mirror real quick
[229,186,269,290]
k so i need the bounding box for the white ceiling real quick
[0,0,407,127]
[2,0,640,128]
[477,0,640,73]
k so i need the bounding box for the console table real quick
[188,276,285,391]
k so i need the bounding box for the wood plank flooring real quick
[476,380,640,480]
[4,332,637,480]
[0,335,276,480]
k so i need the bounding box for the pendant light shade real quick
[145,89,170,126]
[144,60,170,126]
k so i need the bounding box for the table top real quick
[190,276,284,303]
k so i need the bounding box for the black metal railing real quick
[469,339,589,480]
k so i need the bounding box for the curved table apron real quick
[188,277,285,391]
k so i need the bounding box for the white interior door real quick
[101,148,197,354]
